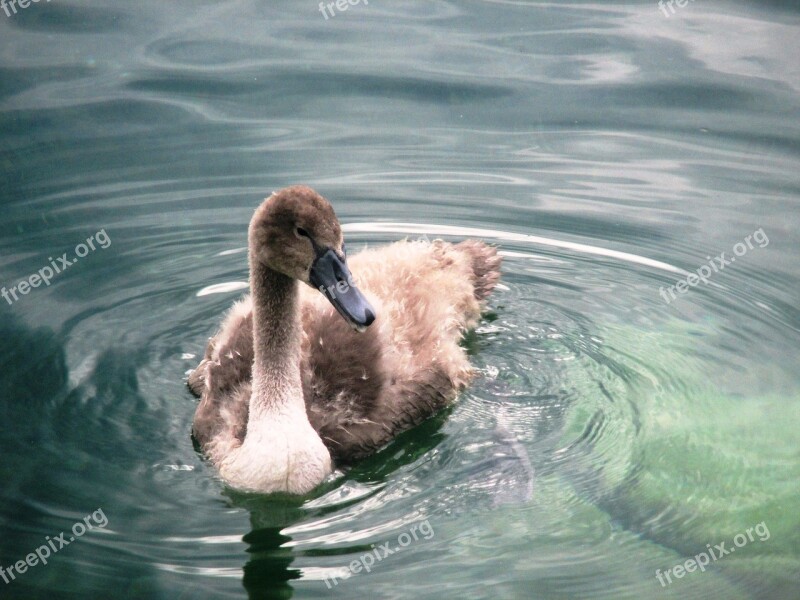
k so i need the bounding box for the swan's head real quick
[249,185,376,331]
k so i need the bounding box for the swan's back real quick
[190,238,501,464]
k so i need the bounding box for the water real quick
[1,1,798,598]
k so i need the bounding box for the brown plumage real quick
[189,186,501,493]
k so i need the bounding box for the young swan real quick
[190,186,501,495]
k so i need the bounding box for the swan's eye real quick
[295,227,310,239]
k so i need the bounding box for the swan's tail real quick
[456,240,502,302]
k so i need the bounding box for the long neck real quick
[249,259,304,420]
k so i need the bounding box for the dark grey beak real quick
[309,248,376,331]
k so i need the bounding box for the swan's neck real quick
[220,258,331,494]
[249,262,304,421]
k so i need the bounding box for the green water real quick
[0,1,798,599]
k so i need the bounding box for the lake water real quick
[1,1,798,599]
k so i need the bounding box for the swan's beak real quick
[309,248,376,332]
